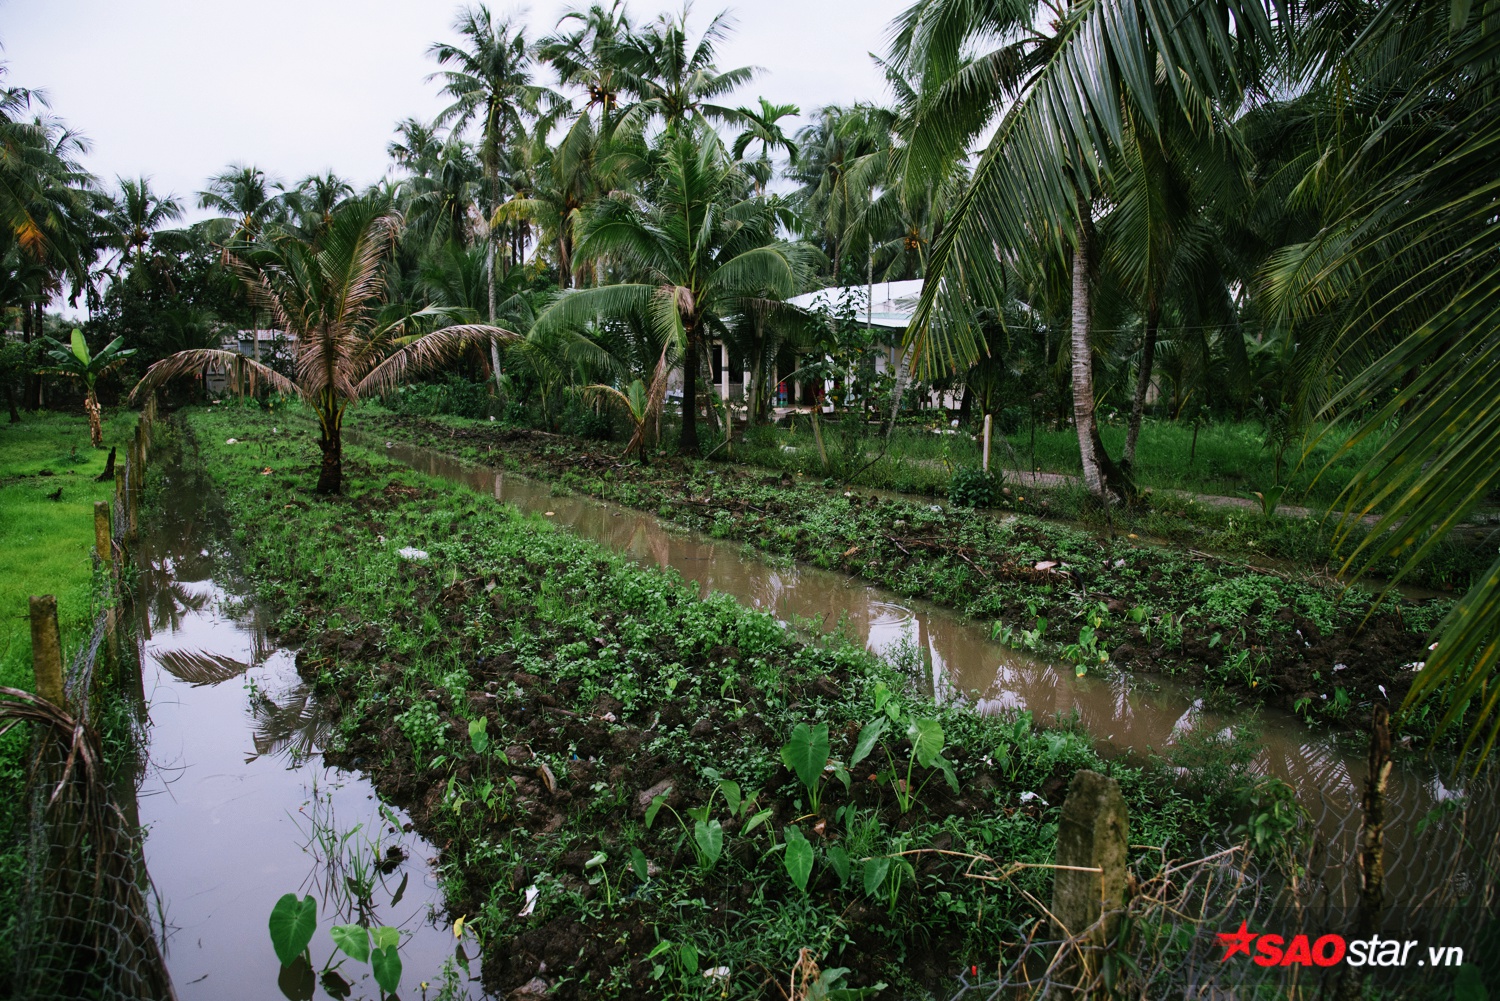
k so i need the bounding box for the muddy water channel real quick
[370,437,1469,889]
[132,451,483,997]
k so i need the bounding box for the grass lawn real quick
[0,408,135,695]
[0,406,136,991]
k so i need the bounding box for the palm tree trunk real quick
[314,394,343,495]
[1071,223,1107,498]
[680,323,701,456]
[1123,301,1160,470]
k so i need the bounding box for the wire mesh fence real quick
[3,395,177,1001]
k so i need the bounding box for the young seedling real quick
[851,684,958,813]
[780,722,850,812]
[646,776,767,871]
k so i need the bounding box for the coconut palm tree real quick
[889,0,1274,500]
[615,7,757,133]
[1260,2,1500,758]
[40,329,135,447]
[532,126,812,455]
[539,1,637,134]
[428,6,553,333]
[131,197,518,494]
[103,176,184,286]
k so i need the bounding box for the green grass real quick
[749,414,1389,509]
[0,407,136,994]
[0,409,135,694]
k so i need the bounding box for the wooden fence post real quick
[29,596,65,708]
[1052,769,1129,944]
[126,437,139,539]
[982,414,993,474]
[94,501,111,573]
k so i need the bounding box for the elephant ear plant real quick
[849,682,959,813]
[267,892,405,996]
[40,329,134,448]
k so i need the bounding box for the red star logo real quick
[1217,921,1256,960]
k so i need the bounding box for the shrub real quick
[949,466,1002,508]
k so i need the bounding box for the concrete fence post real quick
[1052,769,1129,944]
[982,414,993,474]
[29,595,65,708]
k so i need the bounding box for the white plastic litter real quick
[225,438,238,445]
[398,547,430,561]
[518,885,539,917]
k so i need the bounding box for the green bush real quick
[949,466,1002,508]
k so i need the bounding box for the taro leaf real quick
[372,926,400,951]
[694,819,723,866]
[468,718,489,756]
[935,755,960,794]
[329,923,369,963]
[268,893,318,966]
[679,941,699,975]
[742,808,773,837]
[276,954,316,1001]
[784,826,814,892]
[827,845,851,886]
[850,718,887,768]
[781,722,830,793]
[371,944,402,995]
[718,779,741,815]
[863,857,891,897]
[907,718,945,768]
[631,847,649,881]
[645,789,672,829]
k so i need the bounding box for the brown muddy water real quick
[131,450,483,998]
[365,436,1470,891]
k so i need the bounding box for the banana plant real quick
[40,329,135,448]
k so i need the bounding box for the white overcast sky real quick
[1,0,906,220]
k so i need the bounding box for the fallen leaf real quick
[842,546,861,558]
[1034,560,1058,571]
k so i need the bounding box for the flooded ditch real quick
[129,444,482,998]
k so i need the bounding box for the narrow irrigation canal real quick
[369,437,1463,881]
[131,448,481,998]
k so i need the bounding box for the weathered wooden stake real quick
[126,439,139,538]
[94,501,111,572]
[982,414,993,474]
[1357,706,1392,937]
[1052,769,1129,944]
[29,595,65,707]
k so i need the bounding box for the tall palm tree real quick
[539,2,637,134]
[889,0,1274,499]
[428,3,554,392]
[732,98,800,193]
[198,163,280,361]
[532,126,811,455]
[104,176,184,284]
[615,7,757,133]
[131,197,519,494]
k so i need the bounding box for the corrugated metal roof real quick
[787,280,923,329]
